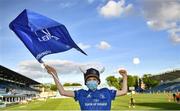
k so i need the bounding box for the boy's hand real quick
[118,68,127,77]
[44,64,57,75]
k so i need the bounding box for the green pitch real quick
[2,93,180,110]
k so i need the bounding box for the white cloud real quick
[133,57,140,65]
[142,1,180,22]
[141,0,180,43]
[147,21,177,31]
[77,43,91,50]
[99,0,133,18]
[96,41,111,50]
[17,60,104,81]
[168,28,180,43]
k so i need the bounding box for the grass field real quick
[1,93,180,110]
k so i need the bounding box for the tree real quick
[127,75,136,87]
[106,75,139,90]
[50,84,57,91]
[142,74,159,89]
[63,83,82,86]
[71,83,82,86]
[135,76,139,88]
[106,76,121,89]
[63,83,71,86]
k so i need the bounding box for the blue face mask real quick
[86,80,98,90]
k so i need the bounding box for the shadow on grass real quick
[135,102,180,110]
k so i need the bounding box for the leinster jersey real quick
[74,88,116,110]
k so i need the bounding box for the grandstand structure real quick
[0,65,41,105]
[147,78,180,93]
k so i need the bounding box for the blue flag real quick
[9,9,87,63]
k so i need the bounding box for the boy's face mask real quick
[86,80,98,90]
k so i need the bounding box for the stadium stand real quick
[147,78,180,93]
[0,65,41,106]
[144,70,180,93]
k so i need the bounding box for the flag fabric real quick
[9,9,87,63]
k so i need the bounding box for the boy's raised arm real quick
[44,64,75,97]
[116,69,128,96]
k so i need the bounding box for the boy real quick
[45,65,127,110]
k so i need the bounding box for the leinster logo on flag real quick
[35,29,60,42]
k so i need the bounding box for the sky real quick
[0,0,180,84]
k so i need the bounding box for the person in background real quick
[173,93,176,102]
[175,92,180,103]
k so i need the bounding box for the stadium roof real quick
[0,65,41,85]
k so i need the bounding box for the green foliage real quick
[50,84,57,91]
[142,74,160,89]
[106,75,139,90]
[127,75,137,87]
[63,83,71,86]
[106,76,121,89]
[63,83,82,86]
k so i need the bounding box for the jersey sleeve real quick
[109,89,117,100]
[74,89,84,101]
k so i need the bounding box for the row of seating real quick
[147,81,180,92]
[0,80,40,95]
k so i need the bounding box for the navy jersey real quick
[74,88,117,110]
